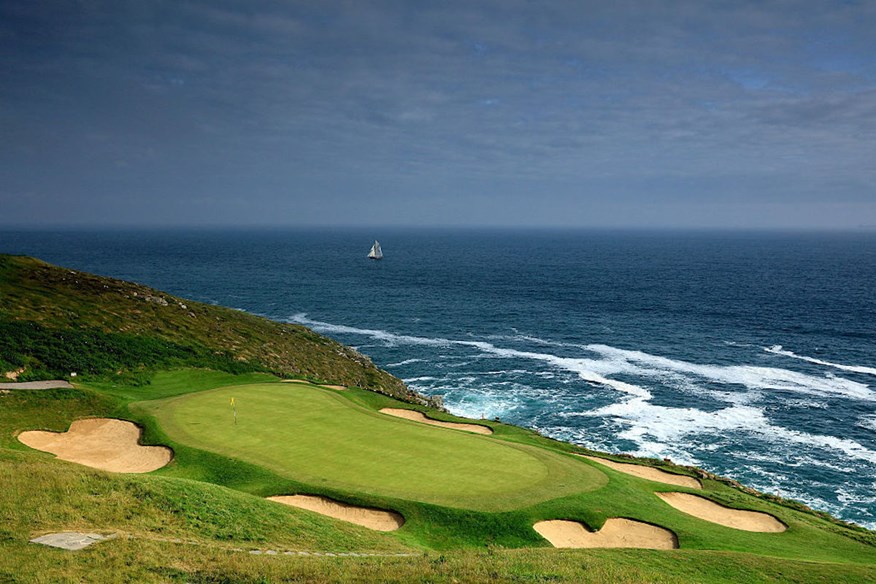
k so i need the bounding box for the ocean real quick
[3,228,875,529]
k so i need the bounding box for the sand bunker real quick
[379,408,493,435]
[268,495,404,531]
[18,418,172,473]
[281,380,346,390]
[582,456,701,489]
[534,518,678,549]
[656,492,786,532]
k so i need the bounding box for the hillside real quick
[0,254,413,400]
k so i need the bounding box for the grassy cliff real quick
[0,255,410,399]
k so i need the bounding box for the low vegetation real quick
[0,255,408,398]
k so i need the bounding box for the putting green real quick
[139,384,607,510]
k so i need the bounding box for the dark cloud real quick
[1,0,875,228]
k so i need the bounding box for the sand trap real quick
[656,492,786,532]
[18,418,172,473]
[379,408,493,435]
[282,379,346,390]
[0,380,74,390]
[582,456,701,489]
[534,518,678,549]
[268,495,404,531]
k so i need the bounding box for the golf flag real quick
[230,397,235,407]
[231,397,237,425]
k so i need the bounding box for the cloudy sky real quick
[2,1,875,228]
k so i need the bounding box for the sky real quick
[2,0,875,229]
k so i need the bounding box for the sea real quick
[3,228,875,529]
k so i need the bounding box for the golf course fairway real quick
[138,383,607,510]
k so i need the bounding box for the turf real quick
[137,383,607,511]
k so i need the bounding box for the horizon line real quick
[2,223,876,234]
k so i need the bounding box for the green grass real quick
[4,369,876,582]
[136,383,607,511]
[4,542,876,584]
[0,449,408,553]
[89,369,282,401]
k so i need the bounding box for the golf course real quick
[138,383,606,510]
[3,255,876,582]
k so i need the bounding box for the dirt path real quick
[0,380,74,390]
[30,530,415,557]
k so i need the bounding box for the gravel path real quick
[0,380,73,390]
[30,531,416,557]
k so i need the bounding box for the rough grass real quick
[0,254,408,397]
[3,540,876,584]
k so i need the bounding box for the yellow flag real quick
[230,397,235,407]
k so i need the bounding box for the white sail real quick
[368,240,383,259]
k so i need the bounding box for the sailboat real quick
[368,240,383,260]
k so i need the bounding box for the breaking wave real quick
[385,358,425,367]
[291,314,874,402]
[765,345,876,376]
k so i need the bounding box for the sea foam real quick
[765,345,876,376]
[291,314,873,402]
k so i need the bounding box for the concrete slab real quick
[30,532,111,550]
[0,381,74,390]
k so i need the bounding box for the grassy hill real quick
[2,256,875,583]
[0,254,412,400]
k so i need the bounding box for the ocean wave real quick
[581,397,876,466]
[486,332,560,346]
[385,358,425,367]
[288,314,654,399]
[859,415,876,433]
[290,314,874,403]
[426,388,522,420]
[587,344,874,402]
[289,314,454,347]
[765,345,876,376]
